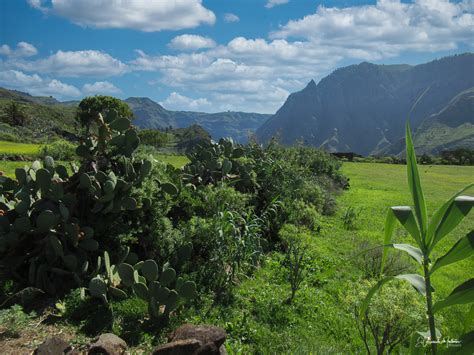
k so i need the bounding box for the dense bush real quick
[39,140,76,160]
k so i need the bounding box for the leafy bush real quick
[279,224,312,303]
[344,280,425,353]
[39,139,76,160]
[342,206,360,230]
[0,304,35,339]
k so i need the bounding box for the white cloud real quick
[13,50,128,77]
[83,81,121,95]
[0,42,38,58]
[271,0,474,57]
[28,0,216,32]
[265,0,289,9]
[160,92,211,111]
[0,70,81,98]
[169,34,216,51]
[223,13,240,23]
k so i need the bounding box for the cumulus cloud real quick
[0,70,81,98]
[265,0,289,9]
[83,81,121,95]
[160,92,211,111]
[271,0,474,57]
[0,42,38,58]
[28,0,216,32]
[13,50,128,77]
[223,13,240,23]
[169,34,216,51]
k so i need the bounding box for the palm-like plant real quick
[360,122,474,354]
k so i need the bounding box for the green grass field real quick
[154,153,189,168]
[0,141,41,155]
[190,162,474,352]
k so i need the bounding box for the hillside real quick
[0,88,79,143]
[256,53,474,155]
[0,88,269,144]
[126,97,270,143]
[377,88,474,155]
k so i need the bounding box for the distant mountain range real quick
[124,97,269,143]
[0,87,269,143]
[256,53,474,155]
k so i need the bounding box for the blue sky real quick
[0,0,472,113]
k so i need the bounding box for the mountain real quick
[0,88,79,142]
[125,97,270,143]
[0,87,269,144]
[377,87,474,155]
[256,53,474,155]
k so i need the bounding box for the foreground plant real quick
[360,122,474,354]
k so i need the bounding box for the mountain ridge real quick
[256,53,474,155]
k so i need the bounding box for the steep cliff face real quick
[257,53,474,155]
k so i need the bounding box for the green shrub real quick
[279,224,312,304]
[344,280,425,354]
[0,304,36,339]
[39,139,76,160]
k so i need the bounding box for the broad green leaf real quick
[430,196,474,251]
[391,206,422,247]
[463,304,474,334]
[360,273,429,319]
[433,278,474,313]
[409,332,424,355]
[396,273,430,296]
[457,331,474,354]
[426,183,474,246]
[385,243,423,265]
[405,122,428,237]
[430,231,474,274]
[380,208,397,277]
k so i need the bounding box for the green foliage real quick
[0,108,152,296]
[1,101,29,127]
[39,140,77,160]
[77,96,132,132]
[342,206,360,230]
[0,304,36,339]
[138,129,172,149]
[279,224,312,303]
[345,280,425,353]
[361,122,474,354]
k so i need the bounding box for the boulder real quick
[169,324,226,349]
[34,336,71,355]
[88,333,127,354]
[153,324,227,355]
[152,339,202,355]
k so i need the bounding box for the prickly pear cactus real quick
[183,138,258,191]
[0,110,152,295]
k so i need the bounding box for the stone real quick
[34,336,71,355]
[169,324,227,349]
[152,339,202,355]
[88,333,127,355]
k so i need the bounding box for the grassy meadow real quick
[0,152,472,353]
[0,140,41,155]
[183,161,474,352]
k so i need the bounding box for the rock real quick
[88,333,127,355]
[170,324,226,348]
[34,336,71,355]
[152,339,202,355]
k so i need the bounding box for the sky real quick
[0,0,473,114]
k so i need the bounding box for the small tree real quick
[77,96,133,134]
[280,224,311,304]
[1,101,29,126]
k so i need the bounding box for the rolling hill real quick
[125,97,270,143]
[256,53,474,155]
